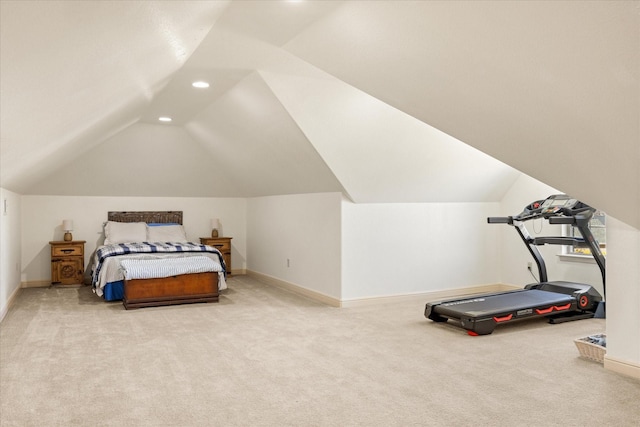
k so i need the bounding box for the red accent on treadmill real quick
[467,330,479,336]
[579,295,589,308]
[553,304,572,311]
[493,314,513,322]
[535,307,554,315]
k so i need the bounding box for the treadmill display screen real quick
[541,196,575,209]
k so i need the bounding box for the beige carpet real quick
[1,275,639,427]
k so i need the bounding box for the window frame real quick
[559,211,606,263]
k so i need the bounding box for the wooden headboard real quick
[107,211,183,225]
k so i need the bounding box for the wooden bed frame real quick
[108,211,219,310]
[123,272,218,310]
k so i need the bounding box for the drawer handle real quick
[61,249,74,253]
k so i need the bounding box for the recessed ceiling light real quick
[192,81,210,88]
[158,117,172,122]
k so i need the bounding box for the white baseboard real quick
[604,355,640,380]
[0,285,21,323]
[245,271,520,309]
[340,283,521,308]
[246,270,341,307]
[21,280,51,288]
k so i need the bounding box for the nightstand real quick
[49,241,86,285]
[200,237,232,276]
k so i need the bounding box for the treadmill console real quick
[539,195,579,216]
[514,194,590,221]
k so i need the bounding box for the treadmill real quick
[424,194,605,335]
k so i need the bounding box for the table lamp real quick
[63,219,73,241]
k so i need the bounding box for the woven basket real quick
[574,334,606,363]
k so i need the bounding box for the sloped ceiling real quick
[1,1,637,225]
[284,1,640,227]
[259,63,516,202]
[0,0,228,191]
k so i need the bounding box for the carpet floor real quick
[1,275,639,426]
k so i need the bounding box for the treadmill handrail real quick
[532,236,586,246]
[548,217,575,224]
[487,216,511,224]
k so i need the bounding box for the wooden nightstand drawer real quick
[205,240,230,252]
[51,244,84,257]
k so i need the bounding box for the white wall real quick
[606,217,640,372]
[0,187,22,320]
[246,193,342,299]
[20,195,247,283]
[499,175,604,295]
[341,198,502,301]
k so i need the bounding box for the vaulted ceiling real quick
[1,1,638,227]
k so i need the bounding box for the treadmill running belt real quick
[434,290,575,318]
[426,289,580,335]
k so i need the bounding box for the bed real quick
[91,211,226,309]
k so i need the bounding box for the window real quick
[563,211,606,257]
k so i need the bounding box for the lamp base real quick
[211,229,219,238]
[64,232,73,242]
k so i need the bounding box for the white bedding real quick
[92,250,227,297]
[120,256,219,280]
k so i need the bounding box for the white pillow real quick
[146,224,188,243]
[104,221,147,245]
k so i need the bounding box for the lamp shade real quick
[62,220,74,231]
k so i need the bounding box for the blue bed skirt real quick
[103,280,124,301]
